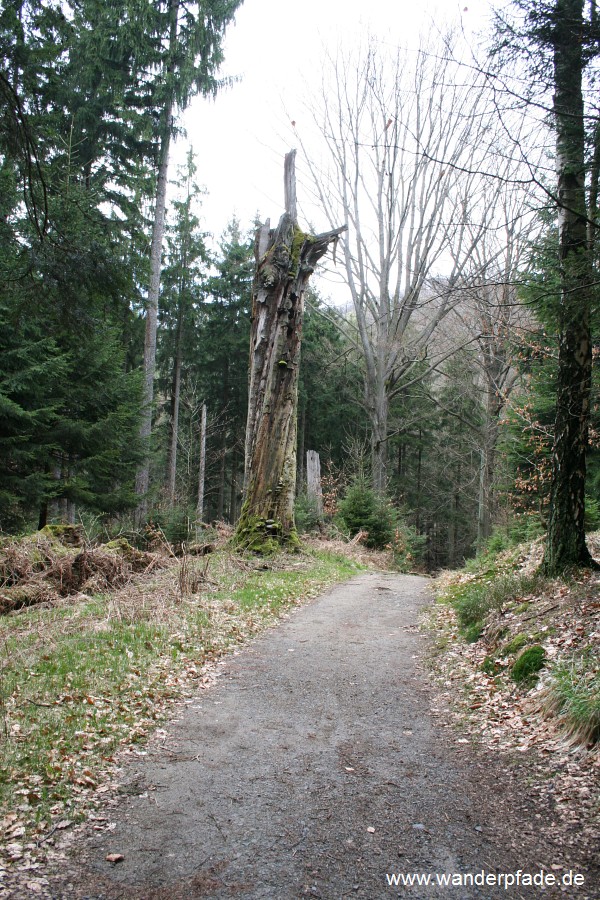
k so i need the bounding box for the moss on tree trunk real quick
[234,152,345,553]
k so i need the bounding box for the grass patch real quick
[541,654,600,746]
[510,644,546,684]
[438,554,547,643]
[442,572,546,640]
[0,547,364,837]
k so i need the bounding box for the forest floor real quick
[0,532,597,898]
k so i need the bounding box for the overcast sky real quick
[175,0,496,291]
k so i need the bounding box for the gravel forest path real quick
[51,572,597,899]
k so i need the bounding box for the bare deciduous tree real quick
[299,37,524,492]
[447,181,540,543]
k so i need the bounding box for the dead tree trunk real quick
[306,450,324,522]
[234,151,345,552]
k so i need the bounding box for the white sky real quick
[174,0,496,293]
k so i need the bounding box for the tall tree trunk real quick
[166,340,182,505]
[217,438,227,520]
[196,401,207,534]
[370,384,389,494]
[217,361,229,519]
[135,0,179,521]
[415,433,422,533]
[477,417,499,546]
[235,151,345,551]
[166,199,191,506]
[135,124,172,519]
[451,462,461,567]
[543,0,597,572]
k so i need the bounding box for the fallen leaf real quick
[105,853,125,864]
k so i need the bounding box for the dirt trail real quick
[51,573,596,899]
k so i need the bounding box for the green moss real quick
[511,644,546,684]
[290,226,306,275]
[464,622,484,643]
[503,632,530,655]
[514,602,530,613]
[104,537,150,566]
[289,226,317,278]
[233,510,301,555]
[39,524,82,546]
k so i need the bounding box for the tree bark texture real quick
[306,450,324,521]
[235,151,345,551]
[543,0,596,572]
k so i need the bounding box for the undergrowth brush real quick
[432,533,600,750]
[446,571,547,642]
[541,654,600,746]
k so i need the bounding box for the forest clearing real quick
[0,527,597,897]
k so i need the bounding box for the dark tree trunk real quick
[166,341,182,505]
[543,0,597,573]
[217,438,227,521]
[415,433,422,533]
[38,503,48,530]
[234,151,345,551]
[195,401,207,537]
[217,362,229,520]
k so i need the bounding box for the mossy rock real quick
[511,644,546,684]
[503,632,529,656]
[39,524,83,547]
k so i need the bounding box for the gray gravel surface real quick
[43,573,597,899]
